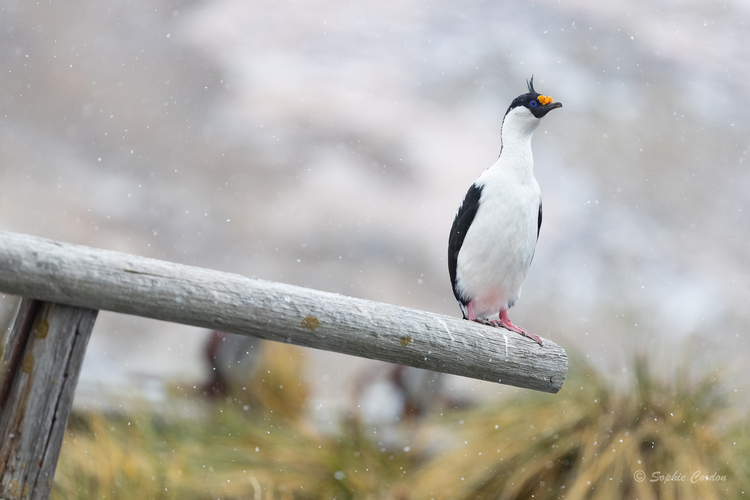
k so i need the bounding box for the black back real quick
[448,183,483,304]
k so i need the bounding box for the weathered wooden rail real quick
[0,230,567,499]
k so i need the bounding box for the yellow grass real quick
[52,342,409,500]
[51,347,749,499]
[408,355,749,499]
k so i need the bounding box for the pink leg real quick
[466,302,494,326]
[494,310,543,346]
[466,302,476,320]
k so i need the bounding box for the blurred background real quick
[1,0,749,497]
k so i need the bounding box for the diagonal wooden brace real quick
[0,299,97,500]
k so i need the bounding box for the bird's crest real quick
[527,75,535,94]
[526,76,553,104]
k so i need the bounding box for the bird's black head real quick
[506,76,563,119]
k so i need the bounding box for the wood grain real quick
[0,231,567,393]
[0,298,97,500]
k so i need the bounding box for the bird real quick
[448,76,561,347]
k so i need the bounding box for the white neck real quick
[495,106,540,177]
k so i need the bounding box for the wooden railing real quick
[0,231,567,499]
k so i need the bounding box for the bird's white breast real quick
[455,149,541,318]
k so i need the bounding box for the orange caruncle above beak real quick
[537,95,554,106]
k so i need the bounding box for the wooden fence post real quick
[0,298,98,500]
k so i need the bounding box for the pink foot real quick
[465,303,543,346]
[495,310,543,347]
[472,317,495,326]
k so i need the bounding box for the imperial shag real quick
[448,77,562,347]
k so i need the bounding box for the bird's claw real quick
[518,330,543,347]
[470,317,495,327]
[472,318,543,347]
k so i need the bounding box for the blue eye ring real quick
[529,100,538,108]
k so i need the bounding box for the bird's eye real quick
[529,100,538,108]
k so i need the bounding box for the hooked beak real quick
[535,101,562,118]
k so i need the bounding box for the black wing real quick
[448,183,483,304]
[537,199,542,240]
[528,198,543,267]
